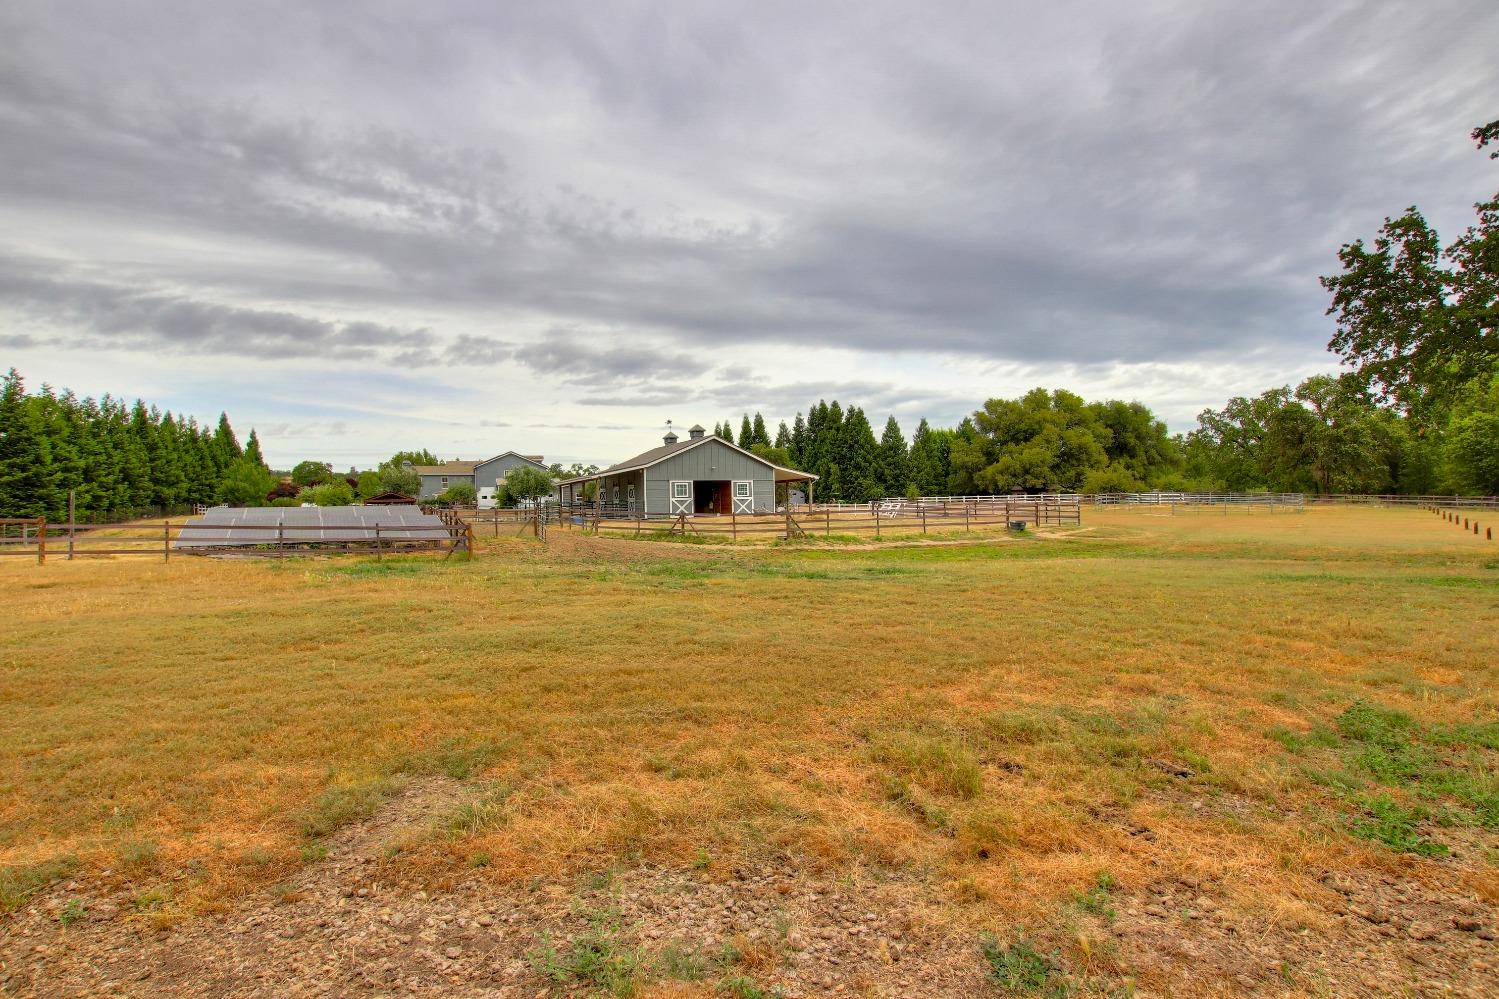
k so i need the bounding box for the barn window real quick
[440,477,448,488]
[733,481,752,498]
[672,481,690,499]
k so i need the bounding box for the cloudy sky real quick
[2,1,1495,468]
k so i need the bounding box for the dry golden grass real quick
[1,506,1495,946]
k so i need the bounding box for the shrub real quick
[296,480,354,506]
[1080,462,1146,494]
[502,466,555,505]
[434,482,477,506]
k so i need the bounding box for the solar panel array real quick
[174,505,452,548]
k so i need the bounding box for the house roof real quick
[412,452,546,476]
[555,434,817,486]
[412,461,478,475]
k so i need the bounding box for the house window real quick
[627,484,636,511]
[612,485,620,504]
[733,481,752,498]
[672,481,691,499]
[440,477,448,488]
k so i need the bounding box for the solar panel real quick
[174,505,452,549]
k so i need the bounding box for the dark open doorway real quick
[693,480,731,514]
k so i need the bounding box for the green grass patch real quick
[529,907,644,997]
[882,775,955,834]
[298,777,397,840]
[1070,871,1117,919]
[1348,795,1448,857]
[716,974,784,999]
[868,731,982,799]
[1279,700,1499,853]
[980,931,1071,996]
[445,784,514,837]
[1,855,79,912]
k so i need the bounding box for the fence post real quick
[733,511,738,541]
[277,520,285,555]
[37,519,46,566]
[375,523,383,559]
[163,520,170,561]
[875,504,881,539]
[964,503,970,532]
[825,507,831,537]
[920,505,926,534]
[68,490,76,561]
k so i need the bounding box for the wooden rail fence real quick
[0,518,472,563]
[556,496,1080,541]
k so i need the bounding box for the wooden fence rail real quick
[0,518,471,562]
[554,496,1080,541]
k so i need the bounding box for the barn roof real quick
[555,434,817,486]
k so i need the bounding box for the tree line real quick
[0,368,274,520]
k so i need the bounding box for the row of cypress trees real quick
[717,402,970,503]
[0,369,271,521]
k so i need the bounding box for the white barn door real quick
[669,480,692,515]
[732,480,754,514]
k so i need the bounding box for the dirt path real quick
[4,780,1496,997]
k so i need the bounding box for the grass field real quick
[2,507,1496,996]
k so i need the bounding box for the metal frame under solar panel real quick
[174,505,451,548]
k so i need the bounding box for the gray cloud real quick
[512,336,715,387]
[0,257,439,362]
[1,0,1495,459]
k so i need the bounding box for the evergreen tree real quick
[0,370,54,517]
[840,406,881,501]
[0,370,268,518]
[751,412,770,448]
[774,420,791,451]
[876,415,908,497]
[738,414,754,449]
[244,429,267,467]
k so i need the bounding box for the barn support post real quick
[67,490,75,561]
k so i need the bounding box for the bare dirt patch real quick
[5,786,1497,998]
